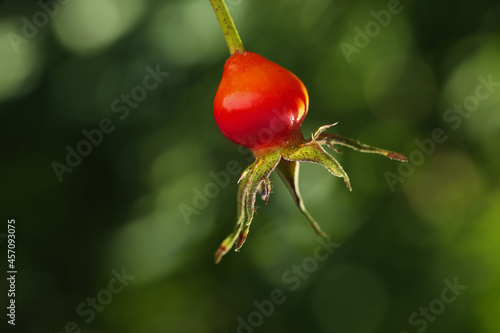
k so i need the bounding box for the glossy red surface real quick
[214,52,309,150]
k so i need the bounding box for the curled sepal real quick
[276,160,327,238]
[214,165,250,263]
[214,151,281,263]
[281,141,351,191]
[316,131,408,162]
[236,151,281,250]
[312,123,338,141]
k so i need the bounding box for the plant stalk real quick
[209,0,245,55]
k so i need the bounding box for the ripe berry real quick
[214,51,308,151]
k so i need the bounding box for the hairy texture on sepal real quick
[281,141,351,191]
[214,151,281,263]
[316,131,408,162]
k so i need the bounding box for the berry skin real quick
[214,52,308,151]
[212,51,408,263]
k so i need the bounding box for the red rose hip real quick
[214,52,308,151]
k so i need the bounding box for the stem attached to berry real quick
[209,0,245,55]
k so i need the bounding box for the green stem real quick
[209,0,245,55]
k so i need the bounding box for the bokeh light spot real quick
[0,19,40,103]
[52,0,144,54]
[147,0,227,66]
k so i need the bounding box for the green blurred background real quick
[1,0,499,332]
